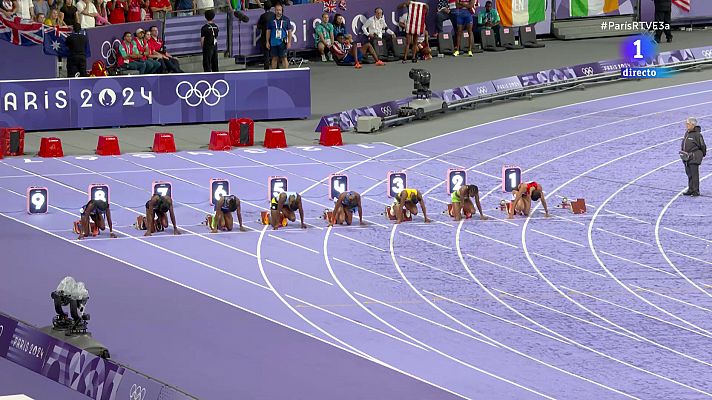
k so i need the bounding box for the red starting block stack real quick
[153,133,176,153]
[385,206,412,221]
[38,137,64,158]
[229,118,255,147]
[209,131,232,151]
[96,135,121,156]
[446,204,472,219]
[0,127,25,157]
[73,221,99,236]
[319,126,343,146]
[322,210,335,224]
[260,211,287,226]
[264,128,287,149]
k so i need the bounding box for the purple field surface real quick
[1,79,712,400]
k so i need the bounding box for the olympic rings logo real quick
[476,86,488,95]
[175,80,230,107]
[129,384,146,400]
[101,39,121,66]
[702,50,712,59]
[581,67,594,76]
[380,106,392,116]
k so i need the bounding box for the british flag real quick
[672,0,690,12]
[0,14,44,46]
[323,0,336,13]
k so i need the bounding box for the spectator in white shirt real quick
[362,7,396,59]
[76,0,98,28]
[17,0,32,19]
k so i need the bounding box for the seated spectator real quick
[314,11,333,62]
[436,0,455,35]
[477,1,500,45]
[147,25,184,72]
[35,12,44,21]
[149,0,170,19]
[1,0,18,17]
[76,0,98,28]
[44,8,66,25]
[117,31,147,73]
[331,33,384,69]
[126,0,141,22]
[33,0,49,18]
[106,0,126,23]
[331,13,347,38]
[60,0,78,25]
[363,7,396,58]
[133,27,161,72]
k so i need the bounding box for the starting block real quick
[446,204,472,219]
[73,220,99,236]
[557,197,586,214]
[322,209,336,224]
[134,216,164,231]
[497,200,511,212]
[260,211,288,226]
[385,206,412,221]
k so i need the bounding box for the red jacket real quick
[127,0,141,22]
[107,0,126,23]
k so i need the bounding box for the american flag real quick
[406,1,427,35]
[0,14,44,46]
[323,0,336,13]
[672,0,690,12]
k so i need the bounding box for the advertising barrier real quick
[0,69,311,131]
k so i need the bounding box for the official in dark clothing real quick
[65,24,88,77]
[257,1,274,70]
[654,0,673,43]
[200,10,220,72]
[680,117,706,196]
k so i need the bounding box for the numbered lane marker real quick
[447,169,467,194]
[268,176,288,200]
[88,184,110,203]
[387,171,407,198]
[328,174,348,200]
[502,165,521,193]
[27,187,48,214]
[152,181,172,198]
[210,179,230,205]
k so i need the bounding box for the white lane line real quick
[354,292,498,347]
[333,232,387,252]
[466,254,538,279]
[423,290,569,345]
[487,215,519,226]
[598,251,675,276]
[464,230,519,249]
[629,285,712,313]
[400,255,470,281]
[493,289,641,341]
[268,234,320,254]
[265,259,333,286]
[429,197,449,205]
[668,250,712,266]
[365,196,390,206]
[561,286,712,339]
[550,214,586,226]
[596,228,653,247]
[284,294,426,350]
[332,257,401,283]
[531,229,585,247]
[468,169,500,180]
[400,232,452,250]
[363,217,390,229]
[664,227,712,244]
[532,253,607,278]
[606,210,651,225]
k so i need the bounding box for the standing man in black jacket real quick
[681,117,706,196]
[65,24,88,77]
[653,0,673,43]
[257,0,274,70]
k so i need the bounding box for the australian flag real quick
[43,25,75,57]
[0,14,44,46]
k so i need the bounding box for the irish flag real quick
[570,0,618,17]
[496,0,546,27]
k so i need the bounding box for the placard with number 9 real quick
[27,187,48,214]
[387,171,407,198]
[152,181,172,198]
[268,176,288,200]
[210,179,230,205]
[502,165,521,193]
[446,169,467,194]
[328,174,348,200]
[88,184,110,203]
